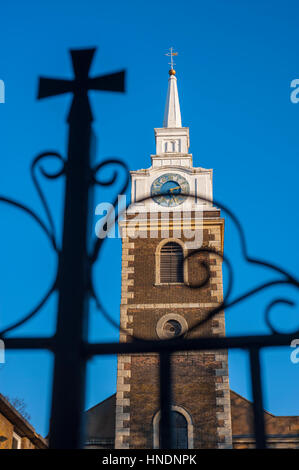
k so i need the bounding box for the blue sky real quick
[1,0,299,438]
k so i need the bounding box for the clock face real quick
[151,173,189,207]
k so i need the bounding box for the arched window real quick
[160,411,188,449]
[160,242,184,283]
[153,408,193,449]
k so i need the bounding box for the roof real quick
[85,394,116,440]
[84,390,299,444]
[230,390,299,436]
[0,393,47,448]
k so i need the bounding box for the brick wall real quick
[0,412,13,449]
[115,213,232,449]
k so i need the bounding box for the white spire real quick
[163,71,182,128]
[153,49,189,158]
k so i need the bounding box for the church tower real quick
[115,56,232,449]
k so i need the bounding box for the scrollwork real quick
[0,151,65,336]
[90,188,299,340]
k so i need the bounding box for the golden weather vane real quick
[165,47,178,71]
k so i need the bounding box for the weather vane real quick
[165,47,178,71]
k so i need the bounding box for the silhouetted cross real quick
[38,48,125,121]
[37,48,125,449]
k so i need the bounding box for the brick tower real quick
[115,59,232,449]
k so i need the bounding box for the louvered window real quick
[160,242,184,283]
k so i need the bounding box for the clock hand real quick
[169,186,180,192]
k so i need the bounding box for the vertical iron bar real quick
[49,99,93,449]
[249,347,266,449]
[159,351,173,449]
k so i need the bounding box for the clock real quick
[151,173,189,207]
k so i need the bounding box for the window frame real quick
[152,406,194,449]
[12,432,22,449]
[155,239,188,286]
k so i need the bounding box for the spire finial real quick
[163,47,182,128]
[165,47,178,75]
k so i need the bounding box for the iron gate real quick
[1,48,298,450]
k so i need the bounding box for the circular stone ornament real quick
[156,313,188,339]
